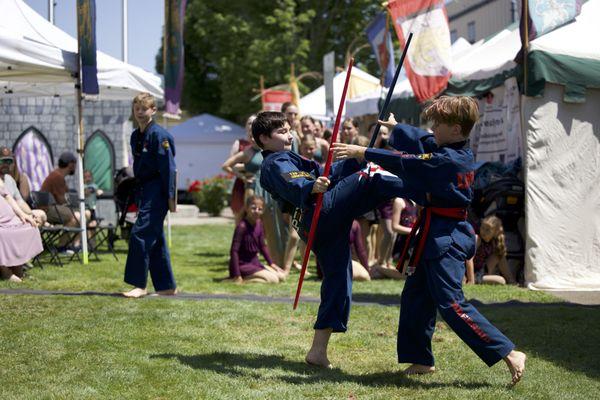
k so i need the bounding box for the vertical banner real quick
[77,0,99,96]
[521,0,582,43]
[261,90,293,111]
[365,12,396,87]
[164,0,187,117]
[387,0,451,103]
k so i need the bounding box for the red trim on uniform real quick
[451,302,491,343]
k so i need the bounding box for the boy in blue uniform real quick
[253,111,421,368]
[122,93,177,298]
[333,96,526,385]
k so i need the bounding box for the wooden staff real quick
[293,58,354,310]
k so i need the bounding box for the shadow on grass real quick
[151,351,491,389]
[194,252,228,258]
[478,303,600,380]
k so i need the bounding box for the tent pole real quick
[75,84,89,265]
[163,113,172,248]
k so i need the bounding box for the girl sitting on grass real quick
[466,215,516,285]
[228,195,286,284]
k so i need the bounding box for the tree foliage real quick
[159,0,385,123]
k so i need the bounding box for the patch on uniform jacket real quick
[282,171,314,181]
[162,139,170,149]
[417,153,432,160]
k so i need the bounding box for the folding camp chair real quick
[89,198,120,260]
[30,191,83,267]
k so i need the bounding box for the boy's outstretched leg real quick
[306,328,333,369]
[504,350,526,385]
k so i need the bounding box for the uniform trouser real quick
[397,243,515,367]
[308,172,420,332]
[124,181,176,291]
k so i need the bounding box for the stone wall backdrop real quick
[0,96,132,192]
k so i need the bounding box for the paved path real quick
[0,289,597,308]
[549,291,600,306]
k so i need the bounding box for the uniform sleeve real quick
[264,155,316,209]
[228,222,246,278]
[156,133,177,199]
[328,159,362,185]
[364,148,453,193]
[389,123,438,154]
[257,222,274,265]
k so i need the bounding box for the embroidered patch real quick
[162,139,170,149]
[282,171,314,181]
[417,153,432,160]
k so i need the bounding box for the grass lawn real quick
[0,225,598,399]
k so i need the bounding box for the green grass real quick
[0,225,598,399]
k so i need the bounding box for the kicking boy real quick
[333,96,526,385]
[253,111,421,368]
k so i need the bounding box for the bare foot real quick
[403,364,436,375]
[305,351,332,369]
[8,275,22,283]
[122,287,148,298]
[155,288,178,296]
[504,350,526,385]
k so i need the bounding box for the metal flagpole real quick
[75,82,89,265]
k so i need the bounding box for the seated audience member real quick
[466,215,516,285]
[0,178,42,282]
[300,116,329,164]
[41,152,92,251]
[0,172,46,227]
[0,146,32,203]
[341,118,360,144]
[228,195,286,283]
[83,170,103,214]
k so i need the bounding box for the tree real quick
[159,0,385,122]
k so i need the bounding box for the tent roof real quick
[0,0,162,99]
[299,66,380,120]
[169,113,245,144]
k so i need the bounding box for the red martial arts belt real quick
[396,206,468,276]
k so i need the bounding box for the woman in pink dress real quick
[0,181,43,282]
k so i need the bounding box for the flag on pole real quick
[77,0,99,97]
[387,0,451,103]
[520,0,582,43]
[365,12,396,87]
[164,0,187,117]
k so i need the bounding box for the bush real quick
[189,174,231,217]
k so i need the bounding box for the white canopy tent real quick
[299,66,380,120]
[0,0,162,99]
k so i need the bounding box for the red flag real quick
[387,0,451,103]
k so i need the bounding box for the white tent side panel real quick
[524,84,600,290]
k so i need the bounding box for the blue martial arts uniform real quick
[364,123,515,367]
[260,150,421,332]
[124,121,177,291]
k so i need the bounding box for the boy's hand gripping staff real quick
[293,58,354,310]
[367,32,413,149]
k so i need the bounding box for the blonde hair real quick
[481,215,507,257]
[132,92,156,109]
[353,135,369,147]
[300,134,317,147]
[421,96,479,138]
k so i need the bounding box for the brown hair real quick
[421,96,479,138]
[251,111,287,148]
[481,215,507,257]
[300,133,317,147]
[132,92,157,109]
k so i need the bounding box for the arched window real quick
[12,127,54,191]
[84,130,115,194]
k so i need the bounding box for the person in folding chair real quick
[122,92,177,298]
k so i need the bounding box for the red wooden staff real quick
[293,58,354,310]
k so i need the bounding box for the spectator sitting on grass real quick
[227,195,286,284]
[466,215,516,285]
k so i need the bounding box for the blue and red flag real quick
[365,12,396,88]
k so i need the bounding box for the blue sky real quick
[24,0,163,74]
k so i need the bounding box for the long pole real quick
[368,32,413,148]
[48,0,55,24]
[122,0,128,63]
[523,0,529,96]
[75,85,89,264]
[293,58,354,310]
